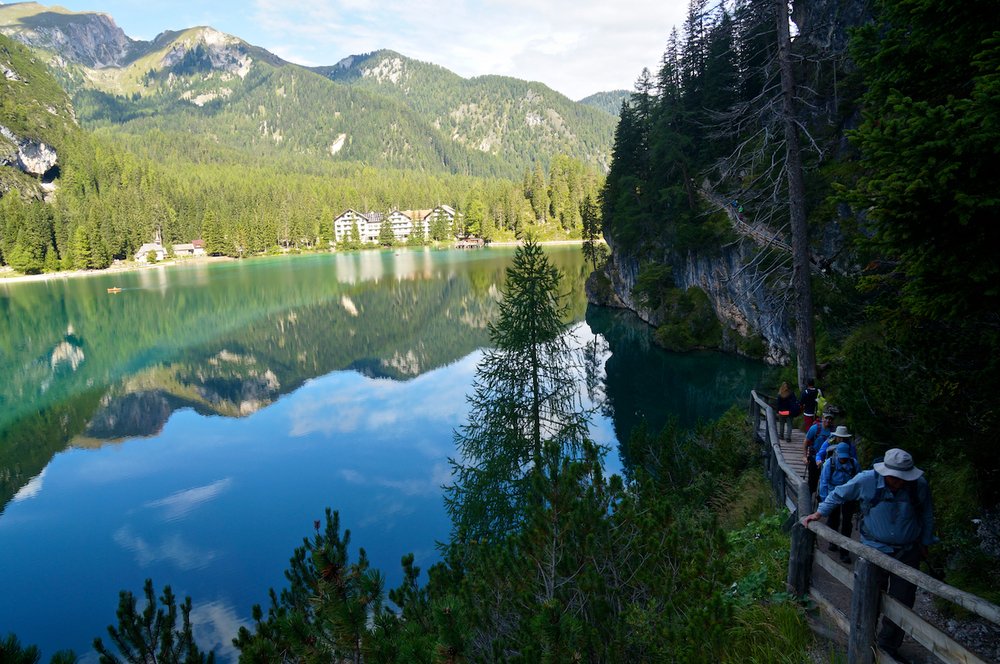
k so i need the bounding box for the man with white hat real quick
[803,448,935,660]
[815,424,857,466]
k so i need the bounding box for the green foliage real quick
[446,240,590,540]
[652,287,723,352]
[848,0,1000,322]
[632,261,675,310]
[233,508,386,662]
[1,633,75,664]
[93,579,214,664]
[580,194,607,272]
[377,217,395,247]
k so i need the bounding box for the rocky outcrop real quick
[0,9,135,68]
[159,28,253,79]
[0,124,58,176]
[589,236,794,364]
[792,0,873,54]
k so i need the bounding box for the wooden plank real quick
[810,587,851,637]
[882,594,988,664]
[815,549,855,591]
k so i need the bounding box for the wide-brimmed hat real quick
[831,425,851,438]
[836,442,852,460]
[874,448,923,481]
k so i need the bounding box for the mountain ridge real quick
[0,3,618,178]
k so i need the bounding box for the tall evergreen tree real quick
[446,240,591,540]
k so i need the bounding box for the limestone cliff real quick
[588,235,794,364]
[0,124,58,177]
[589,0,868,365]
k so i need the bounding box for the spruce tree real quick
[377,217,395,247]
[446,240,592,540]
[93,579,214,664]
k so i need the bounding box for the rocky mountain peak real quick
[0,3,134,68]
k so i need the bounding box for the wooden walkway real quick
[750,391,1000,664]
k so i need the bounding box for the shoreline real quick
[0,240,585,287]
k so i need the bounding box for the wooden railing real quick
[750,390,1000,664]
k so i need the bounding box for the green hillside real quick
[0,31,79,197]
[315,50,616,173]
[578,90,630,116]
[0,4,614,180]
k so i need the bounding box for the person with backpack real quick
[775,381,798,442]
[803,413,835,494]
[815,425,858,466]
[799,378,822,432]
[817,442,860,563]
[802,448,935,662]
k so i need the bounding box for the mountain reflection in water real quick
[0,247,765,661]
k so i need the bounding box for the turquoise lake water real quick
[0,246,767,661]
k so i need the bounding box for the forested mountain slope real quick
[0,3,615,179]
[593,0,1000,591]
[315,50,616,174]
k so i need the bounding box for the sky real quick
[30,0,692,100]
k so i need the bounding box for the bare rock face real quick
[0,125,58,176]
[1,10,134,68]
[590,238,794,364]
[791,0,873,54]
[159,28,253,79]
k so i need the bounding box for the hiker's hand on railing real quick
[801,511,821,527]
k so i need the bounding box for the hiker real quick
[775,382,798,442]
[818,442,860,563]
[804,413,835,494]
[816,425,857,466]
[803,448,935,660]
[799,378,822,432]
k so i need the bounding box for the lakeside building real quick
[134,239,206,262]
[331,205,458,244]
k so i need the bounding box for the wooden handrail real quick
[806,521,1000,627]
[750,391,1000,664]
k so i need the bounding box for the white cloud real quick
[11,468,47,502]
[144,478,234,521]
[114,526,220,570]
[249,0,690,99]
[338,462,452,496]
[190,599,248,663]
[288,355,476,438]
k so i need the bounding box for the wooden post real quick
[849,557,883,664]
[786,522,814,595]
[796,479,812,523]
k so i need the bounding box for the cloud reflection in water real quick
[144,478,235,522]
[113,526,219,571]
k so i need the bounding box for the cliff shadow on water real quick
[585,304,768,467]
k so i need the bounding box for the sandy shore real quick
[0,240,585,287]
[0,255,235,287]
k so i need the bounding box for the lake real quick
[0,246,766,661]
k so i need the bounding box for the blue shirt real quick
[817,470,935,553]
[816,438,857,464]
[818,456,859,500]
[805,423,832,456]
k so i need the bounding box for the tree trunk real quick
[775,0,817,387]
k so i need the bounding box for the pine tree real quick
[233,509,385,662]
[201,210,223,256]
[580,194,606,272]
[377,217,395,247]
[72,225,93,269]
[93,579,214,664]
[446,240,592,540]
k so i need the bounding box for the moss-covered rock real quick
[652,286,723,352]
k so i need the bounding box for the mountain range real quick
[0,2,618,179]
